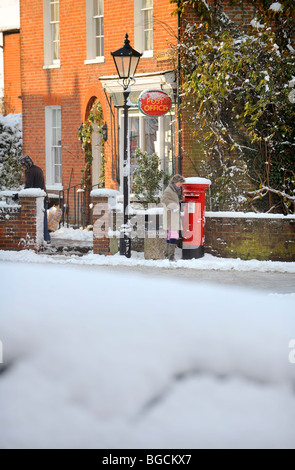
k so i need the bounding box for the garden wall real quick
[205,212,295,262]
[90,192,295,262]
[0,189,45,251]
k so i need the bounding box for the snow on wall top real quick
[206,211,295,219]
[184,177,212,186]
[91,189,120,198]
[19,188,46,198]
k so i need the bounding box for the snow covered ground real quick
[0,253,295,449]
[1,224,295,274]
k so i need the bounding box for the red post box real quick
[182,177,211,259]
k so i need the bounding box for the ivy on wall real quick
[171,0,295,214]
[78,100,105,188]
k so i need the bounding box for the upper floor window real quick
[43,0,60,67]
[85,0,104,64]
[94,0,104,58]
[142,0,153,52]
[50,0,60,62]
[134,0,153,57]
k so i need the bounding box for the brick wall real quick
[3,31,22,115]
[0,194,44,251]
[205,214,295,262]
[20,0,177,200]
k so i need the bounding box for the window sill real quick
[84,57,105,65]
[43,63,61,70]
[46,185,63,191]
[142,50,153,58]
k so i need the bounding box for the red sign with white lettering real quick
[138,90,172,117]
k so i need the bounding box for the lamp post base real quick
[120,236,131,258]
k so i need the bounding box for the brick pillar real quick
[91,189,119,255]
[19,190,45,251]
[91,195,111,255]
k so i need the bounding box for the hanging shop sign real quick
[138,89,172,117]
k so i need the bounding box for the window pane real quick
[143,0,153,8]
[95,18,104,56]
[50,1,60,61]
[143,8,153,51]
[56,127,61,145]
[50,1,59,22]
[93,0,98,17]
[98,0,104,16]
[98,17,103,37]
[144,117,158,155]
[96,37,101,57]
[94,2,104,57]
[53,147,62,184]
[57,108,61,127]
[51,23,60,60]
[94,0,104,17]
[52,127,56,145]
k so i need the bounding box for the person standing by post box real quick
[161,174,185,261]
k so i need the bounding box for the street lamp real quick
[111,34,142,258]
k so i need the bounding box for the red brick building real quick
[20,0,179,217]
[1,28,22,115]
[19,0,257,223]
[0,0,22,115]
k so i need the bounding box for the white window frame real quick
[85,0,105,64]
[45,106,63,189]
[134,0,153,58]
[43,0,60,68]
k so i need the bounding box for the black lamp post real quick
[111,34,142,258]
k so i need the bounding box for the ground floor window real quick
[119,108,175,191]
[45,106,62,188]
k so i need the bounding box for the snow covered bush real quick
[172,0,295,213]
[133,148,165,208]
[0,113,23,190]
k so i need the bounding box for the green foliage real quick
[0,115,23,190]
[172,0,295,213]
[78,100,105,188]
[133,148,165,208]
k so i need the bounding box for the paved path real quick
[47,239,295,294]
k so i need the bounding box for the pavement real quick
[65,263,295,294]
[43,237,295,294]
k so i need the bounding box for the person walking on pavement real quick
[161,174,185,261]
[19,155,51,243]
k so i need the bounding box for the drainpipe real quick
[177,0,182,175]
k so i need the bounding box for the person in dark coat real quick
[19,155,51,243]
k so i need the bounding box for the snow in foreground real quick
[0,261,295,449]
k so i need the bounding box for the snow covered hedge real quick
[0,114,23,190]
[174,0,295,214]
